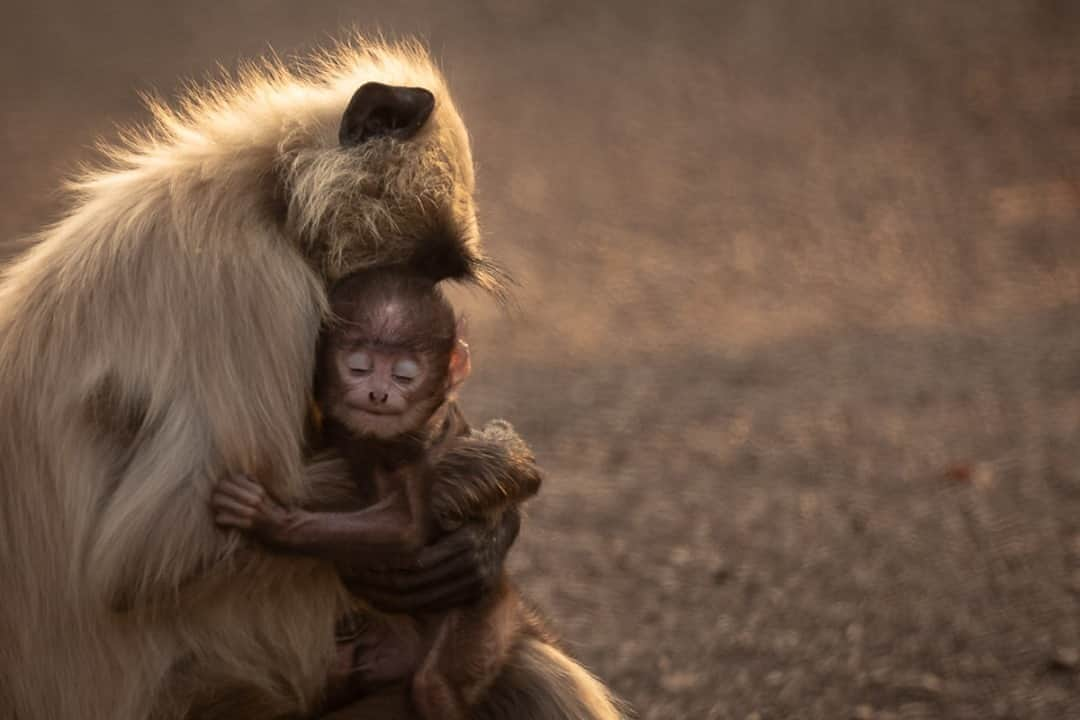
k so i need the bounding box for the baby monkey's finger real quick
[230,474,264,495]
[213,480,263,507]
[210,495,256,517]
[215,513,253,529]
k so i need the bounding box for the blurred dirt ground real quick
[3,2,1080,718]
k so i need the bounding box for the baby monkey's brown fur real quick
[214,267,541,718]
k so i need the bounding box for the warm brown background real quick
[3,2,1080,718]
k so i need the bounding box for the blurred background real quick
[3,1,1080,717]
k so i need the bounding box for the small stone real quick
[850,514,867,534]
[669,545,692,567]
[1068,533,1080,558]
[712,563,733,585]
[868,666,891,684]
[1068,570,1080,596]
[943,463,973,482]
[1048,647,1080,673]
[660,671,702,692]
[971,462,995,488]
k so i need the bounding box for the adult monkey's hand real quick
[344,507,521,613]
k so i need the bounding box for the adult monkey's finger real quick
[365,525,474,573]
[359,573,481,614]
[351,549,471,593]
[399,573,484,613]
[410,585,484,614]
[412,525,481,568]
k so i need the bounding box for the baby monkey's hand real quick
[212,473,296,547]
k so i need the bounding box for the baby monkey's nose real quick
[369,390,389,404]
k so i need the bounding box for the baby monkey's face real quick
[331,342,447,439]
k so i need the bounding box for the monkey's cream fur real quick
[0,38,483,720]
[476,636,627,720]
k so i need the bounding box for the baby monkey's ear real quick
[447,338,471,392]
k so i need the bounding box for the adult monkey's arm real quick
[345,506,522,613]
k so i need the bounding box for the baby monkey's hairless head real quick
[319,268,469,440]
[330,268,458,355]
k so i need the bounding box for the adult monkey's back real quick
[0,38,619,720]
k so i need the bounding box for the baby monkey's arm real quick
[210,417,540,614]
[212,466,430,558]
[341,418,540,611]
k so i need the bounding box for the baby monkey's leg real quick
[322,612,425,712]
[411,612,469,720]
[346,612,426,691]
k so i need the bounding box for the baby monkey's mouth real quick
[345,401,403,417]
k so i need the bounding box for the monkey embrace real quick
[0,37,621,720]
[213,243,556,718]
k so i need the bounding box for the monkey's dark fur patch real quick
[407,221,477,285]
[405,211,514,303]
[83,373,152,499]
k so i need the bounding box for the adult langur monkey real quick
[0,38,621,720]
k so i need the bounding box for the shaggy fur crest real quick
[71,34,494,287]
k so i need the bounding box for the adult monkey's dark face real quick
[276,49,494,291]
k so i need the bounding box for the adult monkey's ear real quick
[339,82,436,145]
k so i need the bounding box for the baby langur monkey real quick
[213,265,541,719]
